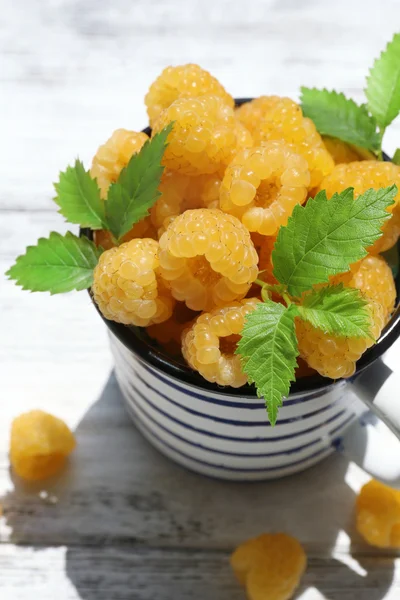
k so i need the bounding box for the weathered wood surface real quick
[2,0,400,597]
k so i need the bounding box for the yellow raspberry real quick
[297,253,395,379]
[319,161,400,253]
[230,533,307,600]
[90,129,149,198]
[152,96,247,176]
[158,209,259,311]
[356,480,400,548]
[322,136,367,164]
[182,298,259,387]
[10,410,76,481]
[235,96,284,136]
[94,218,157,250]
[219,141,310,235]
[146,302,199,356]
[150,170,223,235]
[92,238,174,326]
[297,300,385,379]
[145,63,234,126]
[237,96,334,188]
[332,255,396,322]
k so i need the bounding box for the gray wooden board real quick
[2,0,400,597]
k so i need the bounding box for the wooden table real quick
[1,1,400,597]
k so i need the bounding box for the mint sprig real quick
[54,160,106,229]
[272,186,396,297]
[237,302,299,426]
[239,185,396,423]
[366,33,400,130]
[300,88,380,151]
[300,32,400,157]
[105,123,173,241]
[6,232,103,294]
[292,284,373,339]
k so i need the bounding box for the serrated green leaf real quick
[272,186,396,297]
[300,88,380,152]
[105,123,173,241]
[293,284,372,339]
[393,148,400,166]
[54,160,105,229]
[366,33,400,129]
[6,232,103,294]
[237,302,298,425]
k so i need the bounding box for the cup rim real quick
[84,97,400,397]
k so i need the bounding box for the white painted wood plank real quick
[2,0,400,210]
[2,545,400,600]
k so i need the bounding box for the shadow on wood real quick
[1,372,396,599]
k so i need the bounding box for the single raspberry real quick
[219,141,310,235]
[10,410,76,481]
[356,480,400,548]
[94,218,157,250]
[146,302,199,356]
[237,96,334,189]
[145,64,234,126]
[152,96,249,176]
[182,298,260,387]
[319,161,400,253]
[322,136,366,164]
[92,238,174,326]
[158,209,259,311]
[230,533,307,600]
[90,129,149,198]
[150,170,223,235]
[296,300,385,379]
[332,255,396,322]
[235,96,284,136]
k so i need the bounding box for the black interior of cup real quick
[84,98,400,396]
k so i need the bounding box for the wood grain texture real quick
[2,0,400,598]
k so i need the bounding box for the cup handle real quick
[351,358,400,441]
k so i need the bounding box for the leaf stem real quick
[282,292,292,307]
[377,127,386,161]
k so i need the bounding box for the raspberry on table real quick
[322,136,366,164]
[152,96,251,176]
[145,64,234,126]
[319,160,400,253]
[90,129,149,198]
[230,533,307,600]
[92,238,174,327]
[236,96,334,188]
[10,410,76,481]
[219,141,310,236]
[182,298,259,387]
[158,209,259,311]
[356,480,400,548]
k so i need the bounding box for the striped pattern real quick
[110,333,366,480]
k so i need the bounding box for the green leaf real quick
[393,148,400,166]
[300,88,380,151]
[6,232,103,294]
[366,33,400,129]
[272,186,397,297]
[105,123,173,241]
[54,160,105,229]
[237,301,299,425]
[293,284,373,339]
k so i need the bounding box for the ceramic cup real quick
[85,99,400,481]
